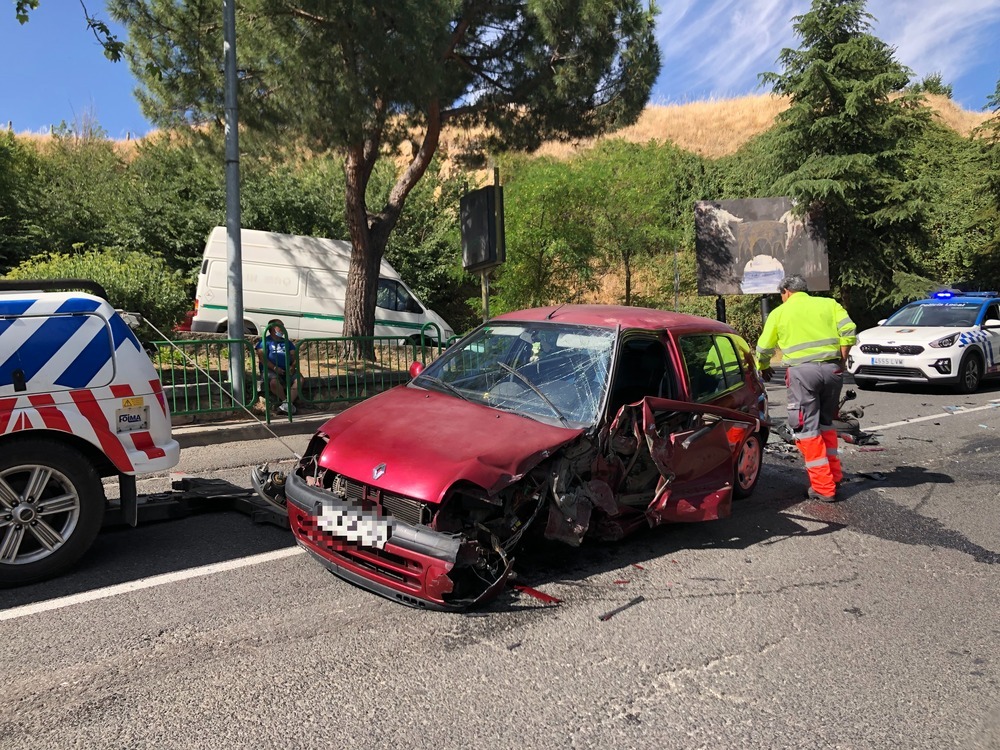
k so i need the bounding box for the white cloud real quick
[652,0,1000,104]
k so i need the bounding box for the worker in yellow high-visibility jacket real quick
[756,275,857,501]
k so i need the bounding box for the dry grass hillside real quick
[525,93,993,161]
[12,93,992,163]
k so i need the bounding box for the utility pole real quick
[223,0,245,404]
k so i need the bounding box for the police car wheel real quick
[0,440,105,587]
[733,431,763,500]
[954,352,983,394]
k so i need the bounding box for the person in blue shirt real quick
[256,319,299,414]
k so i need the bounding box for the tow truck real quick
[0,280,286,587]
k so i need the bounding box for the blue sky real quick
[2,2,999,140]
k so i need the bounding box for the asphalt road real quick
[1,379,998,749]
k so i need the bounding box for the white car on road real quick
[847,291,1000,393]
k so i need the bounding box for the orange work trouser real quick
[786,362,844,498]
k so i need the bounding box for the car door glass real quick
[714,335,743,389]
[376,279,396,310]
[680,334,726,402]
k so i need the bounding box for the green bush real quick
[5,247,192,333]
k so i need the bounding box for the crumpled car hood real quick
[314,385,584,504]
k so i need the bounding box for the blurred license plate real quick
[871,357,903,366]
[315,501,392,548]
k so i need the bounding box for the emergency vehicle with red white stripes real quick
[0,284,180,586]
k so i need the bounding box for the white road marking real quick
[0,546,304,622]
[868,401,1000,432]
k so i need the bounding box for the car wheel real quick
[955,351,983,394]
[853,377,876,390]
[0,440,105,587]
[733,431,763,500]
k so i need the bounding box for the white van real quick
[190,227,455,342]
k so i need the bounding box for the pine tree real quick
[759,0,930,317]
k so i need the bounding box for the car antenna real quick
[546,303,567,320]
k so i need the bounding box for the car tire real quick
[218,320,258,336]
[955,351,984,394]
[733,431,763,500]
[0,440,105,587]
[853,377,877,390]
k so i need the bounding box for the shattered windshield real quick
[886,302,982,328]
[413,322,615,426]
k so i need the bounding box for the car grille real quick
[859,344,924,355]
[331,474,432,526]
[855,366,927,379]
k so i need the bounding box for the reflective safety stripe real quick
[783,350,843,366]
[827,448,839,457]
[795,428,821,439]
[805,457,829,468]
[782,338,839,355]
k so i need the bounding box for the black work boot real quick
[806,487,838,503]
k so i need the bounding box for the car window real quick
[376,279,422,313]
[680,334,741,402]
[713,335,744,389]
[886,302,981,327]
[984,303,1000,323]
[608,338,672,413]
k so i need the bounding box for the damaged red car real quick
[266,305,768,610]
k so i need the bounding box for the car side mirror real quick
[877,319,887,326]
[983,319,1000,329]
[408,361,424,379]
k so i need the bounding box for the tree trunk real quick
[342,147,382,360]
[341,102,443,359]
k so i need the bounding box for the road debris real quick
[512,584,563,605]
[599,595,645,622]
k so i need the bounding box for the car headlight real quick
[929,333,959,348]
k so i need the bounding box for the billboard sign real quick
[694,197,829,295]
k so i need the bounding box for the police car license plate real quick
[116,405,149,433]
[871,357,903,366]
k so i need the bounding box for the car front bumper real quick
[847,347,963,384]
[285,472,472,611]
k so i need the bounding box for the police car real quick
[0,282,180,585]
[847,291,1000,393]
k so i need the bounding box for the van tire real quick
[0,440,105,587]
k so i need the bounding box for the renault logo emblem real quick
[372,463,386,480]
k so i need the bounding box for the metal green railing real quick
[149,338,260,416]
[149,333,448,420]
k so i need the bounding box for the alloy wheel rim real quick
[0,465,82,566]
[737,436,761,489]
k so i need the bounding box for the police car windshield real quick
[886,302,981,328]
